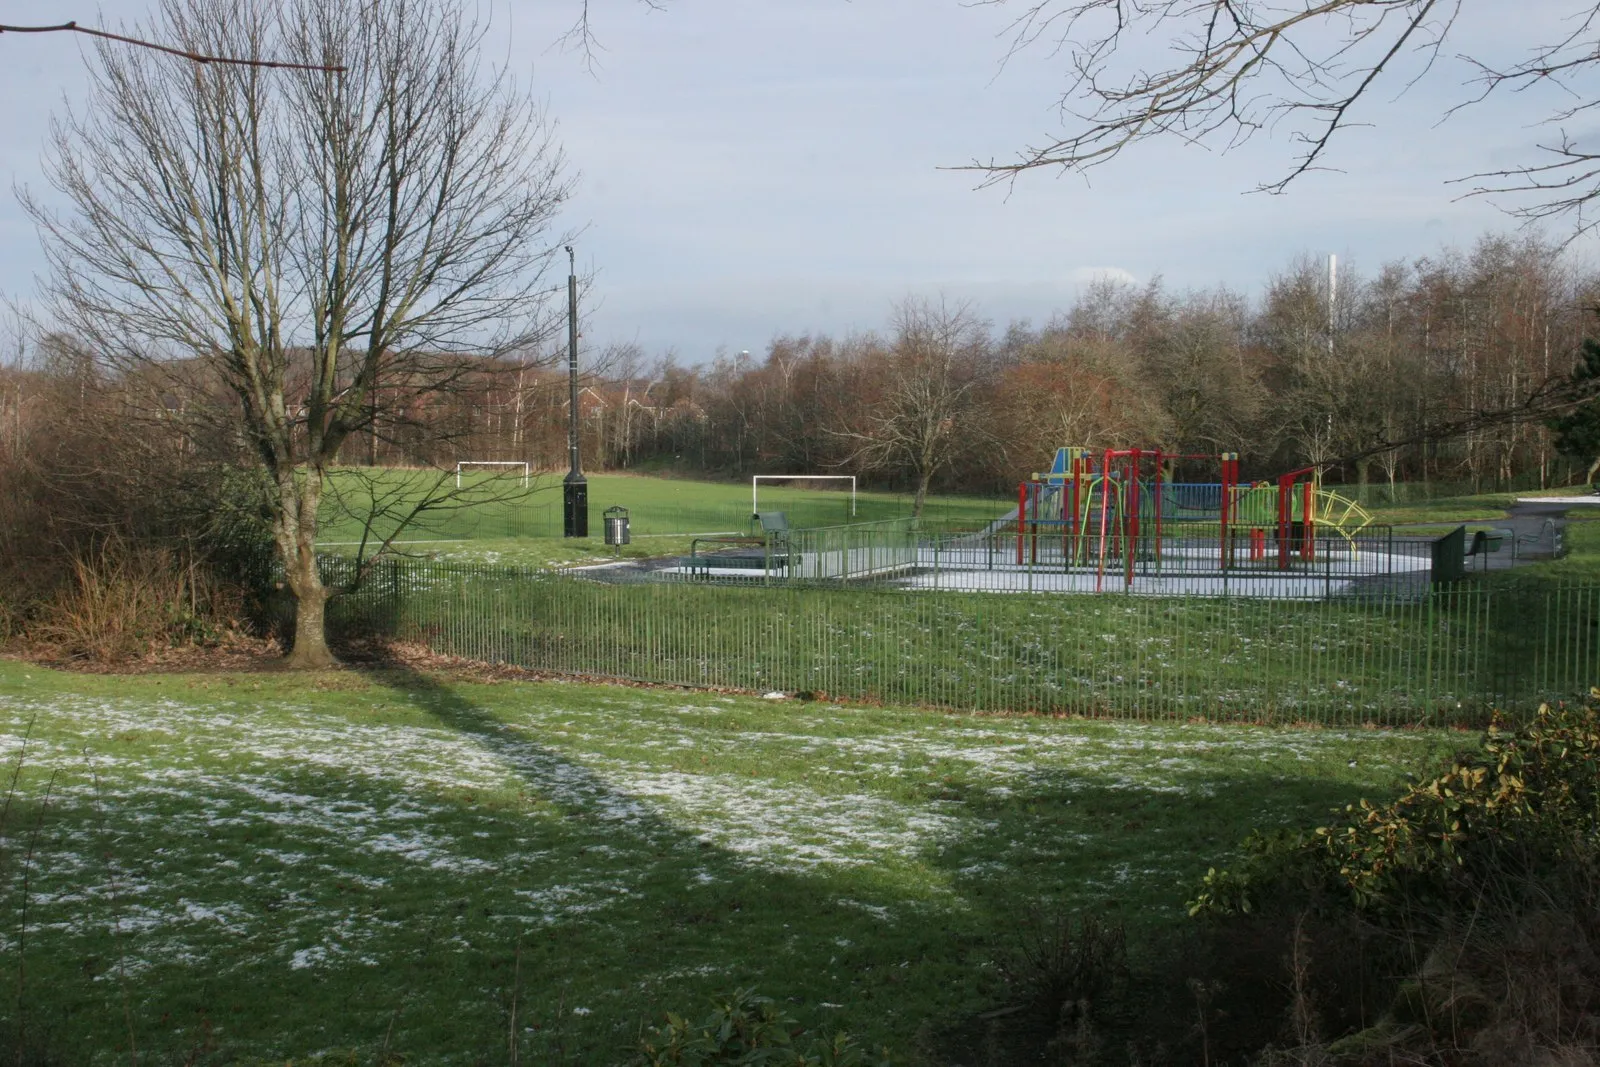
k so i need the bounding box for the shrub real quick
[1189,697,1600,923]
[987,910,1128,1062]
[27,540,246,662]
[637,989,888,1067]
[0,355,277,656]
[1183,696,1600,1065]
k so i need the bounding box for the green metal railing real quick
[782,518,919,580]
[655,520,1435,600]
[318,555,1600,726]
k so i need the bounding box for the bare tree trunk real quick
[285,567,332,667]
[277,467,335,667]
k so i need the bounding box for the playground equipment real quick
[1015,447,1374,590]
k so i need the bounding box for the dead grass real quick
[12,540,252,664]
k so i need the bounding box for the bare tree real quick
[988,310,1172,482]
[1259,258,1368,470]
[1135,288,1269,459]
[970,1,1600,239]
[25,0,572,667]
[835,298,996,517]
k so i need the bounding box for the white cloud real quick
[1067,267,1139,287]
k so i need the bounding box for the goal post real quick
[751,475,856,519]
[456,461,530,489]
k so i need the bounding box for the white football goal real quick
[751,475,856,518]
[455,461,530,488]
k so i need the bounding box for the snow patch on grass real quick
[0,680,1440,996]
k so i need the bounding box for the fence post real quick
[1324,535,1331,600]
[1424,587,1435,718]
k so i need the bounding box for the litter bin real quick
[603,506,631,554]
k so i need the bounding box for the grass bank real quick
[324,562,1598,725]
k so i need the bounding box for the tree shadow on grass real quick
[363,665,1434,1061]
[5,667,953,1062]
[1,663,1452,1065]
[351,661,994,1059]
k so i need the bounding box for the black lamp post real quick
[562,245,588,537]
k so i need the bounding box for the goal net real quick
[751,475,857,521]
[455,461,530,489]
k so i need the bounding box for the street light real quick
[563,245,588,537]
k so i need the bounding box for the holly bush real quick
[1190,695,1600,921]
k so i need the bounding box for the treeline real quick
[5,231,1599,517]
[434,232,1599,505]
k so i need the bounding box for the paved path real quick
[1459,497,1592,570]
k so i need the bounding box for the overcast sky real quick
[2,1,1595,361]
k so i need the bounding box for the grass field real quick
[1357,482,1587,527]
[316,469,1011,568]
[314,468,1597,570]
[0,659,1463,1064]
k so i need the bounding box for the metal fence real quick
[632,520,1436,601]
[319,554,1600,726]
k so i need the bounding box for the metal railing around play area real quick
[316,552,1599,726]
[637,519,1437,600]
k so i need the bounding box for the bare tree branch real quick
[556,0,667,74]
[0,20,345,71]
[963,0,1461,193]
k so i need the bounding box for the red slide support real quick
[1218,453,1238,569]
[1016,481,1028,565]
[1303,479,1316,561]
[1276,467,1317,570]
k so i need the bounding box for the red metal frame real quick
[1016,480,1027,565]
[1218,452,1238,570]
[1095,453,1115,592]
[1275,467,1318,570]
[1031,479,1041,564]
[1021,448,1325,584]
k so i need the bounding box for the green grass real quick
[0,659,1464,1064]
[315,469,1012,560]
[1359,483,1586,528]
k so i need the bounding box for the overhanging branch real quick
[0,21,345,71]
